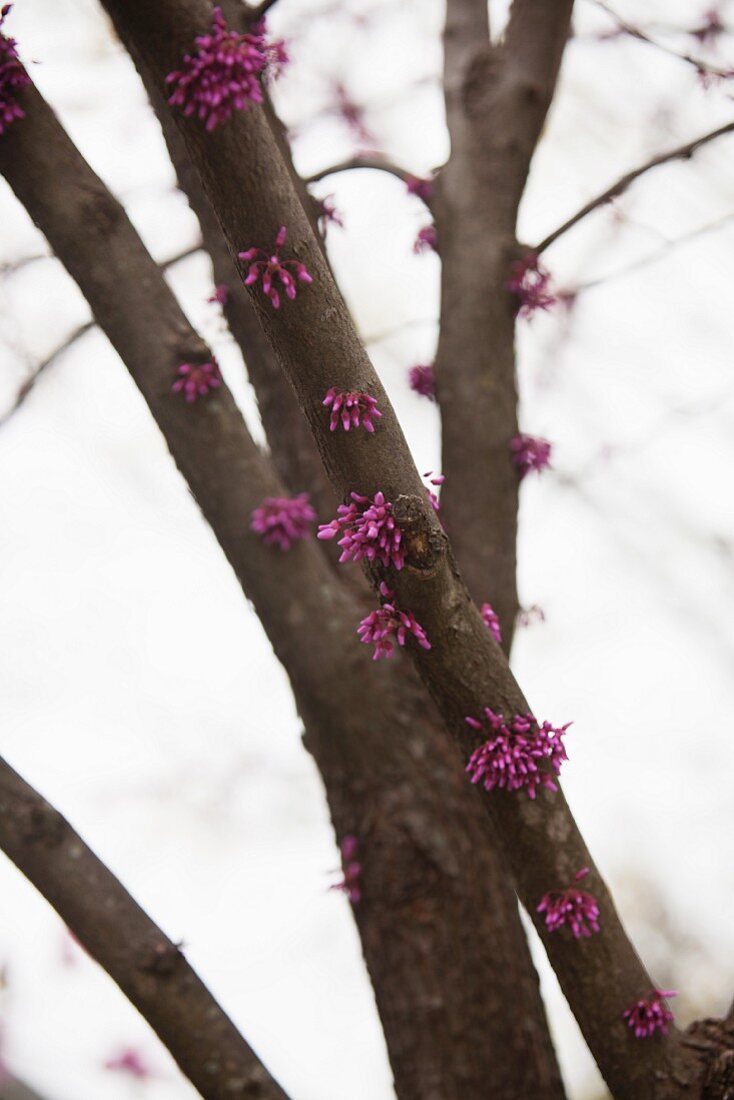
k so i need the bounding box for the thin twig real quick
[0,252,51,277]
[246,0,280,20]
[0,243,201,429]
[160,242,203,269]
[536,121,734,253]
[591,0,734,81]
[0,322,95,428]
[570,209,734,295]
[304,155,415,187]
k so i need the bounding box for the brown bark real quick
[434,0,574,648]
[0,85,564,1099]
[0,755,289,1100]
[0,1078,52,1100]
[88,2,720,1093]
[146,72,337,523]
[123,28,569,1097]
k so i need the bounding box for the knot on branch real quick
[392,494,444,572]
[140,938,186,978]
[462,45,500,118]
[20,801,64,847]
[683,1017,734,1098]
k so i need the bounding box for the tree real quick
[0,0,733,1096]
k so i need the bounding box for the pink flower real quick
[405,175,434,203]
[331,835,362,904]
[323,388,381,433]
[172,359,222,403]
[517,604,545,628]
[358,582,431,660]
[408,364,436,400]
[422,470,444,513]
[166,8,286,131]
[207,283,229,306]
[480,603,502,644]
[690,7,725,45]
[251,493,316,550]
[0,5,30,136]
[694,63,734,88]
[537,868,600,938]
[509,434,552,479]
[317,491,405,570]
[507,253,558,318]
[332,80,374,145]
[238,225,313,309]
[104,1048,152,1079]
[465,707,571,799]
[623,990,677,1038]
[316,195,344,237]
[414,225,438,254]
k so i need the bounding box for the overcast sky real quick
[1,1,734,1098]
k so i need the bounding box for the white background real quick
[1,1,733,1097]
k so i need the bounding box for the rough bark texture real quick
[0,85,565,1100]
[90,2,696,1094]
[434,0,573,648]
[145,70,337,523]
[0,755,289,1100]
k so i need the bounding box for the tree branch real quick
[303,156,415,187]
[0,81,566,1100]
[136,60,338,525]
[0,754,289,1100]
[592,0,734,82]
[433,0,572,645]
[0,322,94,428]
[536,120,734,253]
[245,0,279,20]
[0,1078,54,1100]
[95,2,700,1094]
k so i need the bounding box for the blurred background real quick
[1,0,734,1096]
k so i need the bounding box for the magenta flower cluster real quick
[358,582,431,660]
[510,433,552,479]
[104,1048,152,1079]
[166,8,286,131]
[507,253,557,318]
[414,225,438,254]
[480,603,502,644]
[172,360,222,403]
[207,283,229,306]
[517,604,545,628]
[239,226,313,309]
[423,471,444,513]
[0,5,30,136]
[250,493,316,550]
[408,364,436,401]
[691,7,725,46]
[318,491,405,570]
[537,868,600,939]
[623,990,676,1038]
[332,80,373,145]
[465,707,570,799]
[405,175,434,203]
[323,388,382,433]
[316,195,344,237]
[331,835,362,904]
